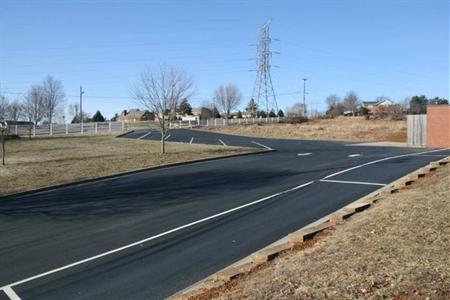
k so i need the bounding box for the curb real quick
[169,155,449,300]
[115,130,135,138]
[0,149,273,200]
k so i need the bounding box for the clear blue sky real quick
[1,0,449,119]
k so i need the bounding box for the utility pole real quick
[302,78,307,117]
[80,86,84,134]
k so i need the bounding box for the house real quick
[190,107,213,120]
[361,99,394,113]
[118,109,154,123]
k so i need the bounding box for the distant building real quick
[361,99,394,113]
[118,109,154,123]
[188,107,213,121]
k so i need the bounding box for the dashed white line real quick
[251,141,274,150]
[3,286,21,300]
[0,181,314,293]
[297,152,312,156]
[136,131,152,140]
[348,154,361,158]
[320,179,386,186]
[218,139,227,146]
[322,148,450,180]
[189,137,194,144]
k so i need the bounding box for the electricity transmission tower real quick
[251,20,278,117]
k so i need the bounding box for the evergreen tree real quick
[268,109,276,117]
[277,109,285,117]
[92,110,105,122]
[258,110,267,118]
[178,98,192,115]
[237,111,243,118]
[246,98,258,116]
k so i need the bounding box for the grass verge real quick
[0,135,252,196]
[212,164,450,299]
[203,117,406,142]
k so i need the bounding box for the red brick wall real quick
[427,105,450,148]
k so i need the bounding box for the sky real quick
[0,0,449,120]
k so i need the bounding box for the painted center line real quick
[189,137,194,144]
[0,181,314,295]
[218,139,227,146]
[137,131,151,140]
[320,179,386,186]
[348,154,361,158]
[251,141,274,150]
[297,152,312,156]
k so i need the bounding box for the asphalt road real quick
[0,129,448,300]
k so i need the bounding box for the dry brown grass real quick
[0,135,250,196]
[204,117,406,142]
[216,164,450,300]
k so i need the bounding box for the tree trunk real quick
[160,131,165,154]
[1,134,5,166]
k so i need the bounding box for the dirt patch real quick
[213,164,450,299]
[0,135,251,196]
[203,117,406,142]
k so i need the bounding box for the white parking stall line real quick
[218,139,227,146]
[320,179,386,187]
[2,286,21,300]
[137,131,152,140]
[348,154,361,158]
[297,152,312,156]
[0,181,315,293]
[189,137,194,144]
[322,148,450,180]
[251,141,274,150]
[164,134,171,140]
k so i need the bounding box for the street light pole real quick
[302,78,307,117]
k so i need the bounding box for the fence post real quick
[95,122,98,134]
[81,123,84,134]
[33,124,36,137]
[50,123,53,136]
[121,121,125,132]
[65,123,68,134]
[108,121,112,132]
[214,119,217,126]
[15,125,18,135]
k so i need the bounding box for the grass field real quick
[0,135,251,196]
[213,163,450,300]
[204,117,406,142]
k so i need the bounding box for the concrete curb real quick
[115,130,135,137]
[169,155,449,300]
[0,149,273,200]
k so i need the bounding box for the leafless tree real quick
[325,94,340,110]
[325,94,344,117]
[214,84,242,119]
[0,120,8,165]
[0,94,9,120]
[287,102,307,117]
[343,90,359,115]
[7,100,23,122]
[42,75,65,125]
[24,85,45,139]
[133,65,194,154]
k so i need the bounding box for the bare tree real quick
[7,99,23,122]
[0,120,8,165]
[24,85,45,139]
[133,65,194,154]
[42,75,65,125]
[214,84,242,119]
[287,102,307,117]
[0,94,9,120]
[343,90,359,115]
[325,94,344,117]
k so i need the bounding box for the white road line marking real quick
[322,148,450,180]
[0,181,314,291]
[348,154,361,157]
[320,179,386,187]
[136,131,152,140]
[218,139,227,146]
[2,286,21,300]
[251,141,273,150]
[164,134,171,140]
[297,152,312,156]
[189,137,194,144]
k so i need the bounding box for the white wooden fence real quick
[11,121,125,137]
[171,117,283,128]
[407,114,426,146]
